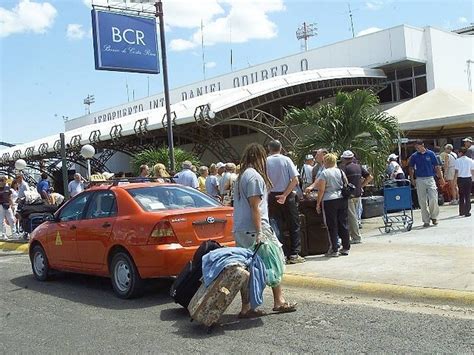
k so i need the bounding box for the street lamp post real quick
[154,0,176,173]
[14,159,27,172]
[80,144,95,180]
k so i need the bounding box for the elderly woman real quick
[315,153,350,257]
[197,166,208,193]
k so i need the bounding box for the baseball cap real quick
[341,150,354,159]
[462,137,473,142]
[216,162,225,169]
[305,154,314,160]
[387,153,398,161]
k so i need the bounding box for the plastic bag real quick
[253,229,285,287]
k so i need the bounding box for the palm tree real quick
[131,146,200,175]
[285,89,400,185]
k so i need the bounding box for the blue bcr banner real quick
[92,10,159,74]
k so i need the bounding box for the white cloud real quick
[170,38,197,51]
[205,61,216,69]
[357,27,382,37]
[458,16,468,24]
[365,1,383,11]
[170,0,285,52]
[66,24,86,40]
[0,0,57,38]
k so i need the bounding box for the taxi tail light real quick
[149,221,178,245]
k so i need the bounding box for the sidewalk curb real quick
[283,273,474,306]
[0,241,29,254]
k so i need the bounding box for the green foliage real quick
[285,89,400,185]
[131,146,200,175]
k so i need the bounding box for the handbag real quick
[339,168,356,199]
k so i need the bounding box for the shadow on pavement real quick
[160,307,265,338]
[10,273,175,310]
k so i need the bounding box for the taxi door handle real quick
[102,222,111,228]
[70,225,77,230]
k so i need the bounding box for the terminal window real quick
[378,64,427,103]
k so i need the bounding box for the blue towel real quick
[202,247,267,310]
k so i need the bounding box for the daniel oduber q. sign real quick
[91,10,159,74]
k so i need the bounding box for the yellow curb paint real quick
[283,273,474,306]
[0,242,29,253]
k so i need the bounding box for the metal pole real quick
[397,133,402,163]
[87,159,91,181]
[60,133,69,199]
[155,0,176,172]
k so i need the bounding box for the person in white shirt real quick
[443,144,459,205]
[300,154,315,190]
[174,161,199,189]
[386,153,405,180]
[68,173,85,198]
[454,147,474,217]
[15,174,29,202]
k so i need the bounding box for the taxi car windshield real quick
[127,185,220,211]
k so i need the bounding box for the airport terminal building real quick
[1,24,473,179]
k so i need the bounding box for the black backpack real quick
[170,240,222,309]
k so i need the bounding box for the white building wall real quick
[426,27,474,91]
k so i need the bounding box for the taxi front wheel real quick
[110,252,143,299]
[31,245,50,281]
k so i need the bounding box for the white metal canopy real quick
[1,67,385,160]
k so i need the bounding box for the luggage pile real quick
[17,200,57,235]
[171,241,263,333]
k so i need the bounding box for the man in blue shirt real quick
[37,173,50,201]
[409,140,445,227]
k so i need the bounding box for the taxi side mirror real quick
[44,214,55,222]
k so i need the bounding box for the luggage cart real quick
[383,180,413,233]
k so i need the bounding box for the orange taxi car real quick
[29,181,235,298]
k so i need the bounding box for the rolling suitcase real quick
[188,243,263,332]
[361,196,384,219]
[170,240,221,309]
[188,265,250,332]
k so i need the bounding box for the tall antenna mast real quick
[348,3,355,38]
[201,19,206,80]
[229,17,233,71]
[296,22,317,51]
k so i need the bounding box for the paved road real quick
[1,253,472,353]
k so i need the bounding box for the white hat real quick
[462,137,473,142]
[305,154,314,160]
[387,153,398,161]
[216,162,225,169]
[341,150,354,159]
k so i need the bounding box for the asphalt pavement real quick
[0,253,472,353]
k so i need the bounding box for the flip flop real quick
[237,309,267,319]
[272,302,298,313]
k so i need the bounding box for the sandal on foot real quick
[238,309,267,319]
[272,302,298,313]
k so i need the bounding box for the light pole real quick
[154,0,175,173]
[80,144,95,180]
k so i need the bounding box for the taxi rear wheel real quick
[31,245,50,281]
[110,252,143,299]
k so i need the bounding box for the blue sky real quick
[0,0,472,144]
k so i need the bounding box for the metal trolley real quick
[383,180,413,233]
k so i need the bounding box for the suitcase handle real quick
[251,242,264,259]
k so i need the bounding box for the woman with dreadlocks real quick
[233,143,297,318]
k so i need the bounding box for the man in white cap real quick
[216,162,226,184]
[386,153,405,180]
[174,161,198,189]
[462,137,473,159]
[340,150,373,244]
[300,154,315,191]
